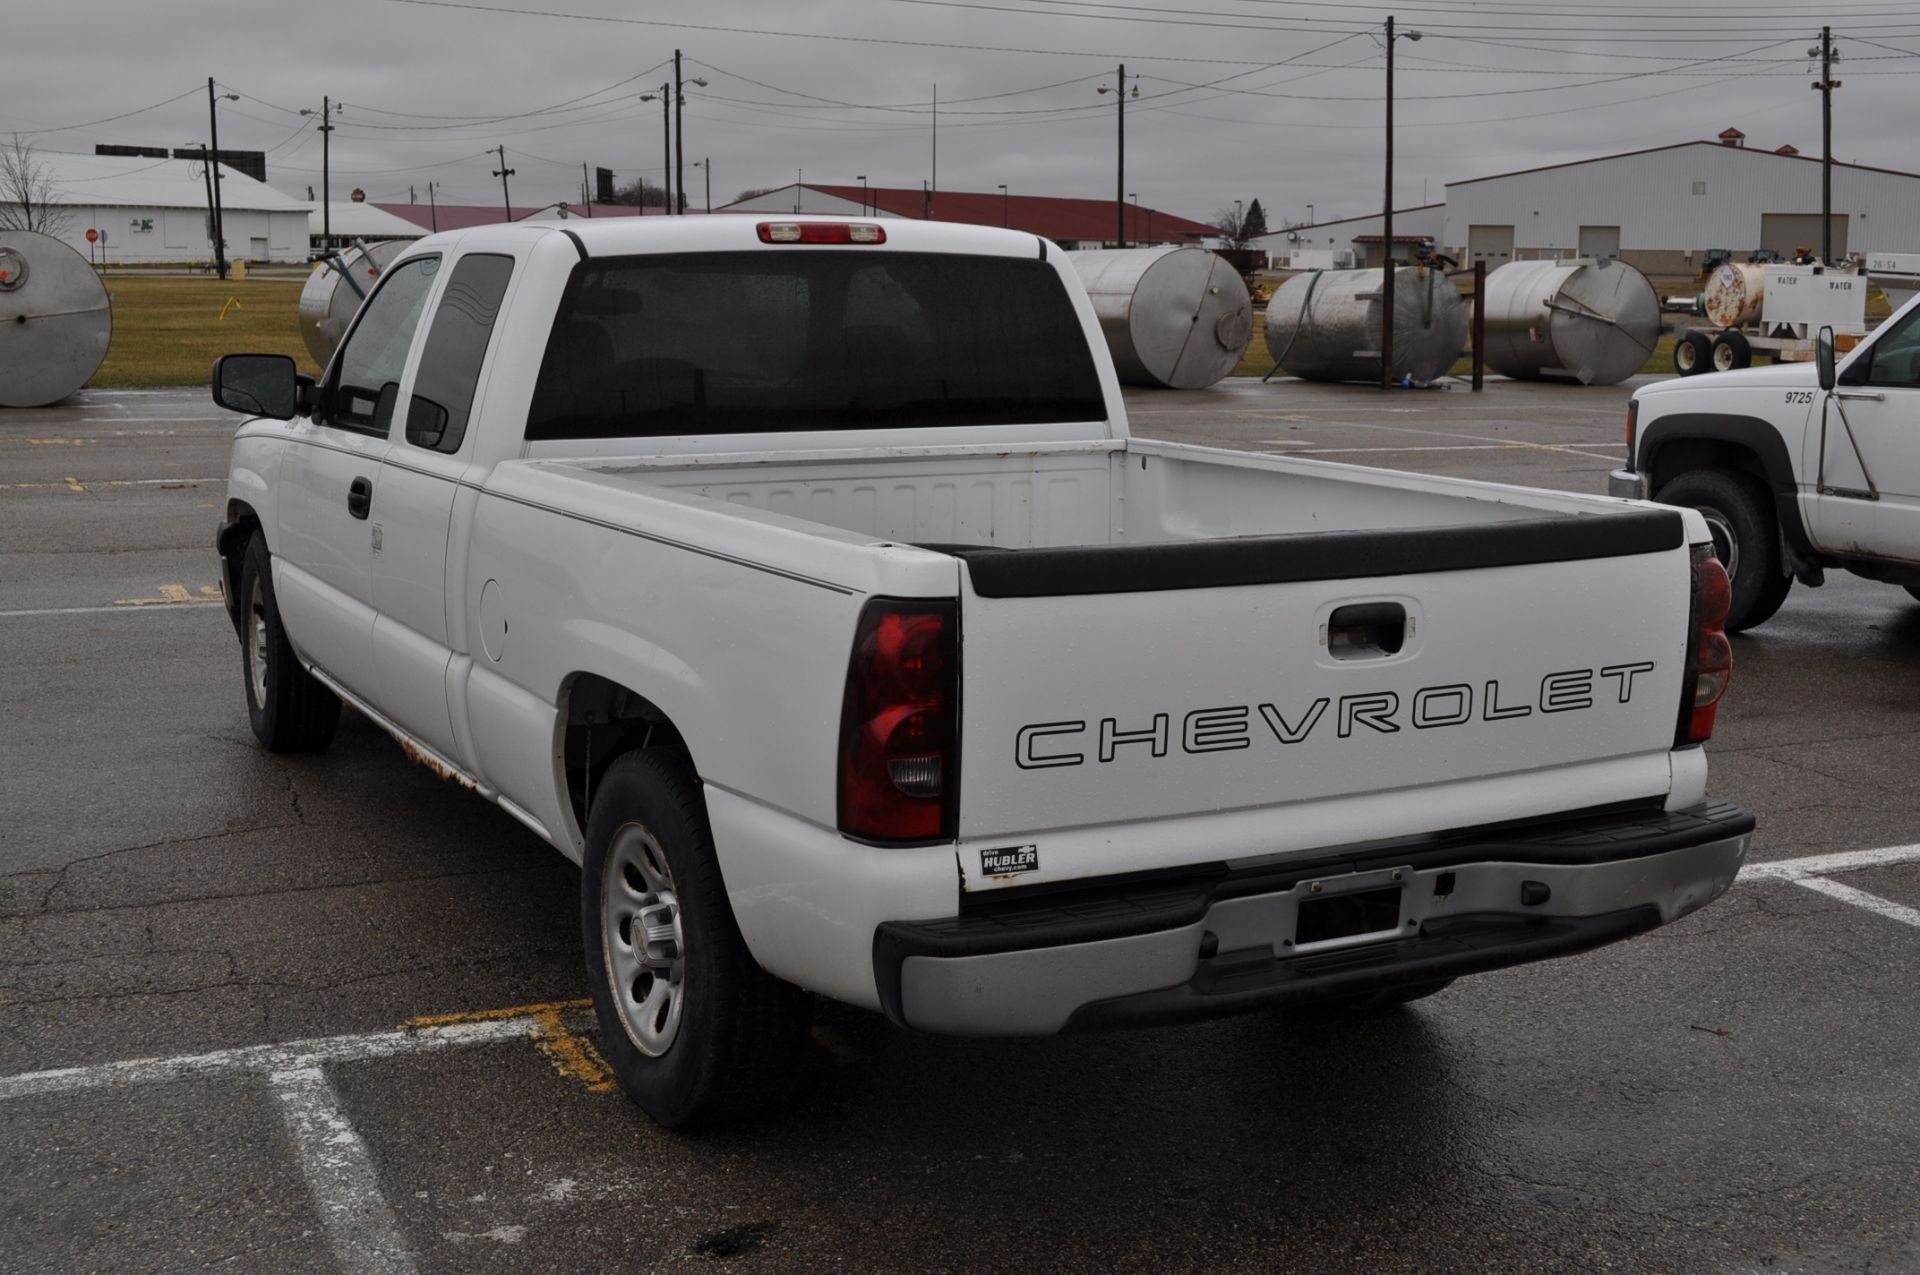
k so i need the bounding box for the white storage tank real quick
[1069,246,1252,389]
[298,240,410,368]
[1702,262,1769,329]
[1481,257,1660,386]
[1264,266,1467,385]
[0,231,113,408]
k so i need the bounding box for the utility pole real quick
[857,174,868,215]
[693,158,710,214]
[581,161,593,217]
[300,98,338,244]
[427,181,438,231]
[673,50,684,213]
[931,83,937,215]
[1813,25,1840,263]
[1000,183,1009,227]
[193,143,216,269]
[1098,66,1137,246]
[1380,18,1420,390]
[491,144,515,218]
[641,85,669,214]
[206,79,236,279]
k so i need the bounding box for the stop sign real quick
[85,228,99,244]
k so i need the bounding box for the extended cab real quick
[1613,294,1920,630]
[214,217,1751,1127]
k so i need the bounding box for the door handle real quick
[1327,601,1407,659]
[1833,390,1886,402]
[347,476,372,520]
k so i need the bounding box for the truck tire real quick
[582,748,812,1129]
[1711,330,1752,372]
[1674,331,1711,376]
[1655,469,1792,631]
[239,534,341,752]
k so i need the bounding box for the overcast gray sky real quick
[6,0,1920,224]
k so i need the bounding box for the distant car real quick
[1748,248,1785,265]
[1700,248,1734,275]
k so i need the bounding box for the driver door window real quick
[1860,306,1920,388]
[325,255,441,435]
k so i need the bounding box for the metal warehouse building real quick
[1258,131,1920,277]
[28,151,310,265]
[1446,132,1920,273]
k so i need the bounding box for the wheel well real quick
[559,673,693,835]
[1646,439,1772,500]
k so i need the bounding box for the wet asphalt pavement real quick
[3,379,1919,1274]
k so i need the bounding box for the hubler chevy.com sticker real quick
[981,845,1040,876]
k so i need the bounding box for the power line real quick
[7,86,201,136]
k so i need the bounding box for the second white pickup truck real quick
[214,216,1751,1127]
[1613,295,1920,631]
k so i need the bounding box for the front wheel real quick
[239,534,340,752]
[1654,469,1792,631]
[582,749,812,1129]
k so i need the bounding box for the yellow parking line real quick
[114,583,223,607]
[64,476,87,494]
[403,999,615,1093]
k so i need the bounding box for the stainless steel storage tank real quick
[1481,257,1660,385]
[1069,246,1252,389]
[298,240,409,368]
[1702,262,1767,329]
[0,231,112,408]
[1263,266,1467,385]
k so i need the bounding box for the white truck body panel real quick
[220,215,1743,1030]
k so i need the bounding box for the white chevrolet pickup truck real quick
[214,216,1751,1127]
[1612,296,1920,631]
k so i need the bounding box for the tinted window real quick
[1862,304,1920,388]
[325,255,439,437]
[405,253,514,453]
[525,251,1106,439]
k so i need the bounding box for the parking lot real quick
[4,378,1919,1274]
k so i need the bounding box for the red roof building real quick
[719,183,1220,247]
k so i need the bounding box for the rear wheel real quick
[582,749,812,1129]
[1711,330,1752,372]
[239,534,340,752]
[1674,330,1711,376]
[1655,468,1792,631]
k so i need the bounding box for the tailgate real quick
[954,509,1692,865]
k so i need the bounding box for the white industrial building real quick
[309,200,426,249]
[1256,131,1920,277]
[1254,204,1445,268]
[26,151,310,265]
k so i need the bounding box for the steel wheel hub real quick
[1697,505,1740,580]
[602,822,686,1056]
[248,575,269,708]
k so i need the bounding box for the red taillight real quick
[757,221,886,244]
[838,599,958,843]
[1677,546,1733,745]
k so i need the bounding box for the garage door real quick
[1468,224,1514,267]
[1578,225,1621,258]
[1760,213,1849,260]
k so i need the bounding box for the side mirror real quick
[1816,325,1836,393]
[405,396,449,450]
[212,353,311,420]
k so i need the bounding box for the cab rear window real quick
[524,251,1106,439]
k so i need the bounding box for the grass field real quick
[94,274,323,388]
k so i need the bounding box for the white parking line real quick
[0,603,224,618]
[1743,842,1920,930]
[1791,877,1920,930]
[272,1066,421,1275]
[1740,843,1920,880]
[0,1015,535,1102]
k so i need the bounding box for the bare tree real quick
[0,136,72,237]
[1213,204,1252,250]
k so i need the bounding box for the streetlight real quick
[857,174,868,215]
[998,183,1008,227]
[1307,202,1315,225]
[300,99,341,245]
[1381,16,1422,390]
[640,84,669,213]
[207,80,238,278]
[692,157,711,214]
[1096,66,1139,247]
